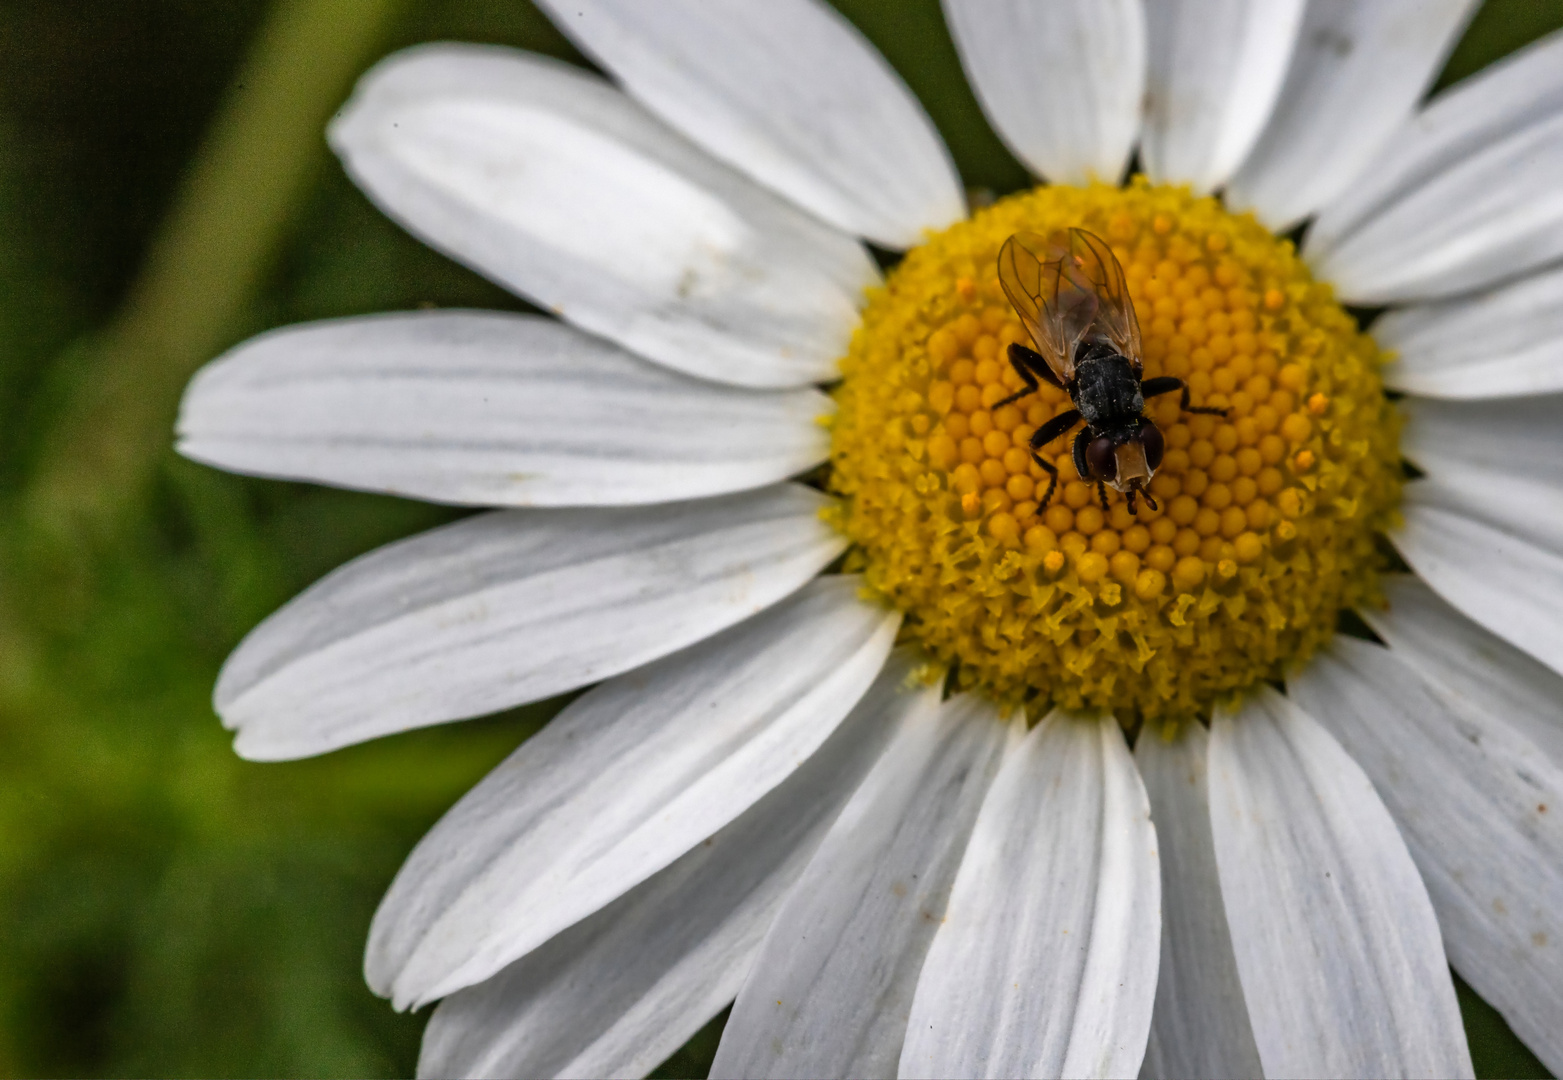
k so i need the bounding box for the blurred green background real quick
[0,1,1559,1076]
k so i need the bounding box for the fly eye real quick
[1139,419,1165,471]
[1086,435,1117,482]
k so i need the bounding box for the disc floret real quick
[826,180,1401,719]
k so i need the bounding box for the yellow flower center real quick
[826,181,1401,720]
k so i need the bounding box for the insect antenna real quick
[1128,479,1158,513]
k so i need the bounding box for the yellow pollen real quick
[825,181,1401,719]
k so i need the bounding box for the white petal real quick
[1310,29,1563,300]
[1135,722,1262,1080]
[532,0,963,249]
[1402,471,1563,558]
[1376,263,1563,399]
[1224,0,1479,231]
[414,649,921,1080]
[178,311,831,507]
[1140,0,1306,192]
[1401,393,1563,488]
[712,693,1015,1080]
[941,0,1145,185]
[368,576,898,1009]
[1208,687,1472,1079]
[899,709,1160,1080]
[1290,638,1563,1078]
[1393,490,1563,679]
[1360,575,1563,769]
[221,483,843,760]
[1313,109,1563,305]
[329,44,877,390]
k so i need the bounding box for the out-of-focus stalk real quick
[23,0,406,544]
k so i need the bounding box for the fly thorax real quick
[1073,353,1143,425]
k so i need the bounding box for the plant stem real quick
[23,0,407,544]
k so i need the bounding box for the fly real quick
[996,228,1226,515]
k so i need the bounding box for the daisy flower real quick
[177,1,1563,1076]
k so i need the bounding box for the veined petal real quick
[1208,687,1472,1079]
[220,483,843,760]
[1314,109,1563,304]
[178,311,831,507]
[711,693,1015,1080]
[1135,722,1261,1080]
[898,709,1160,1080]
[1401,393,1563,489]
[368,576,899,1009]
[533,0,963,249]
[329,44,877,390]
[1140,0,1305,192]
[1290,639,1563,1078]
[1376,263,1563,399]
[941,0,1145,186]
[1402,472,1563,559]
[1360,575,1563,769]
[1394,490,1563,680]
[415,649,920,1080]
[1310,29,1563,301]
[1225,0,1479,231]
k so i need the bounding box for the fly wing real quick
[998,231,1079,385]
[1066,228,1144,375]
[999,229,1144,383]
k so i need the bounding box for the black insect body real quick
[995,228,1225,515]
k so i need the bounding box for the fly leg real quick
[995,343,1066,408]
[1072,429,1092,490]
[1141,375,1227,416]
[1027,408,1081,508]
[1097,482,1111,513]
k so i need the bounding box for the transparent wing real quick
[1068,228,1143,373]
[998,229,1143,384]
[998,231,1077,384]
